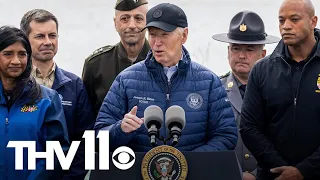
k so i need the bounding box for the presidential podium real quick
[89,150,242,180]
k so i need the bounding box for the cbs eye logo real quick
[112,146,135,170]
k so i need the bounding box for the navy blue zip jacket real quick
[52,66,95,179]
[94,46,237,152]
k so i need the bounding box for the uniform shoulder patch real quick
[85,45,114,62]
[219,71,231,79]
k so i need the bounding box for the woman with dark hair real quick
[0,26,69,179]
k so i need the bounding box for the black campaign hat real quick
[115,0,148,11]
[141,3,188,32]
[212,10,279,44]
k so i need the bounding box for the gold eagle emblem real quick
[240,24,247,32]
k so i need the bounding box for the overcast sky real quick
[1,0,319,76]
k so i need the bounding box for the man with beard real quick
[82,0,150,117]
[20,9,94,180]
[213,10,280,180]
[240,0,320,179]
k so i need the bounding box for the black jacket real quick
[240,29,320,180]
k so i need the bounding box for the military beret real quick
[115,0,148,11]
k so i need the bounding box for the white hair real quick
[176,27,186,35]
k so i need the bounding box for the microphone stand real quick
[151,127,182,147]
[148,124,159,147]
[167,126,182,147]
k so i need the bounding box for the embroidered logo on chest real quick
[316,74,320,93]
[133,96,155,104]
[59,94,72,106]
[186,93,203,109]
[21,105,38,112]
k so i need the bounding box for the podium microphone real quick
[165,105,186,147]
[144,105,163,147]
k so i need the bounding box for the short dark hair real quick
[20,9,58,36]
[0,26,41,105]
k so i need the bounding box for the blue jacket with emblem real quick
[94,46,237,152]
[52,65,95,179]
[0,81,69,180]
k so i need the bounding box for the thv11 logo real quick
[6,130,135,170]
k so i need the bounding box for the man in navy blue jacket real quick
[94,3,237,152]
[20,9,95,180]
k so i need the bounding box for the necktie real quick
[239,84,246,99]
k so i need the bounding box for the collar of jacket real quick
[225,72,243,113]
[0,79,33,106]
[118,39,151,61]
[270,28,320,60]
[0,81,6,105]
[144,45,191,77]
[52,65,72,90]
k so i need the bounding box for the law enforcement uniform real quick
[213,11,280,176]
[220,71,257,175]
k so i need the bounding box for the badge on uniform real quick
[316,74,320,93]
[228,81,234,88]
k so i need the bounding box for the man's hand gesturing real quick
[121,106,144,133]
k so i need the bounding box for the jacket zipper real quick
[166,72,178,105]
[5,117,9,133]
[164,71,178,144]
[3,108,9,179]
[281,57,297,137]
[3,106,9,134]
[281,56,313,137]
[159,69,168,142]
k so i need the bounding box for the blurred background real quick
[0,0,319,77]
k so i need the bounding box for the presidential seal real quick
[141,145,188,180]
